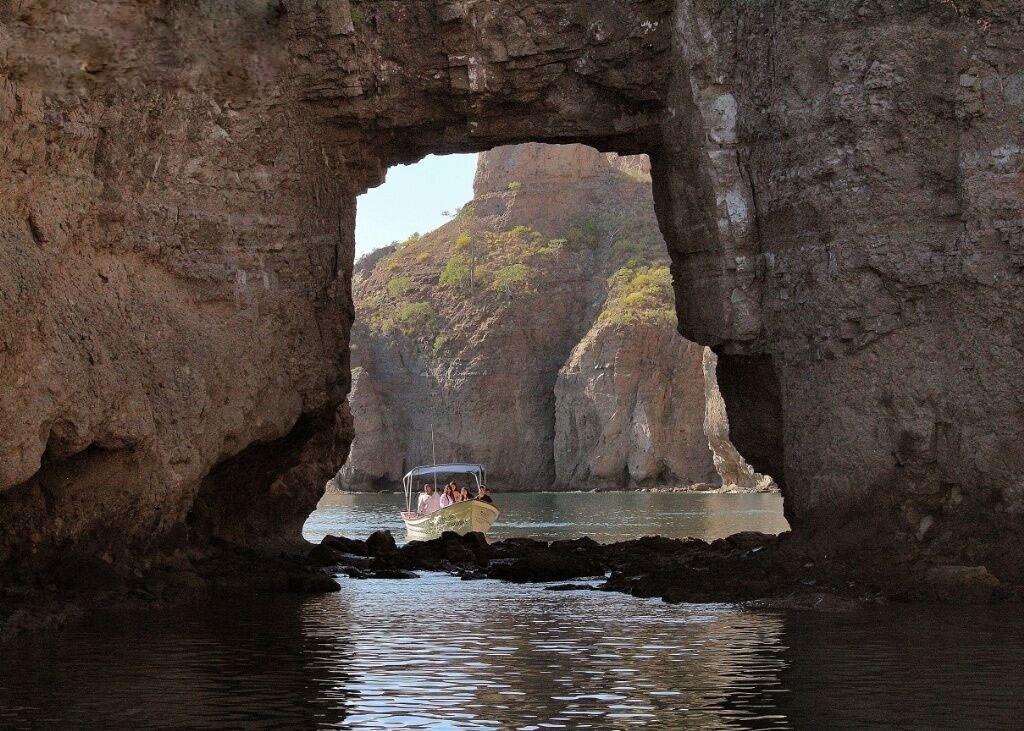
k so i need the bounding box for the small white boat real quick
[401,463,499,541]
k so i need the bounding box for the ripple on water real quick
[3,494,1024,728]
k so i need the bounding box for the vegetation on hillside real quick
[599,265,675,326]
[354,158,676,343]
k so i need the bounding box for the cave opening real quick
[306,142,788,548]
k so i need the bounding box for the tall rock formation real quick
[554,322,718,490]
[337,143,764,491]
[1,1,1021,586]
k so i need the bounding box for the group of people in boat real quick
[415,481,493,515]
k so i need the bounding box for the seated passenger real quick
[458,486,471,502]
[439,484,455,509]
[417,484,439,514]
[476,485,494,504]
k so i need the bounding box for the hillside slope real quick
[337,144,771,492]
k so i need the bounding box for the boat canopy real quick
[403,463,485,482]
[402,463,487,510]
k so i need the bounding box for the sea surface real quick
[2,491,1023,729]
[304,489,791,545]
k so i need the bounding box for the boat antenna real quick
[431,423,438,493]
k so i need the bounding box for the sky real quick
[355,153,479,258]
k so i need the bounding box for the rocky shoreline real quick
[3,528,1018,641]
[310,529,1018,609]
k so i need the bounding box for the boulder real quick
[899,565,1003,604]
[366,530,398,557]
[397,531,491,570]
[307,544,344,567]
[321,535,368,555]
[488,549,605,583]
[287,573,341,594]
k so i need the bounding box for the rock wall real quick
[0,2,356,577]
[653,1,1024,575]
[554,320,718,490]
[1,0,1022,583]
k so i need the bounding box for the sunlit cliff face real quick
[2,1,1023,582]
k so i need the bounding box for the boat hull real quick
[402,500,499,541]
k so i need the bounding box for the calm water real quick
[305,490,791,545]
[3,492,1024,729]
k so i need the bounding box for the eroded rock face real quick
[2,0,1022,584]
[332,366,403,490]
[339,143,759,491]
[554,320,717,489]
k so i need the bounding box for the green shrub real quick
[507,180,522,191]
[454,232,473,251]
[395,301,437,334]
[473,264,493,285]
[565,218,602,250]
[439,255,471,288]
[387,275,413,298]
[433,334,449,354]
[600,265,675,325]
[539,238,566,256]
[491,263,532,293]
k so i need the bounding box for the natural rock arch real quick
[1,1,1022,582]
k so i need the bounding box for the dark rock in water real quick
[373,568,419,580]
[709,531,778,553]
[287,573,341,594]
[321,535,368,556]
[894,565,1004,604]
[550,536,600,554]
[488,549,604,583]
[298,524,1020,609]
[341,566,418,580]
[396,531,491,570]
[308,538,374,568]
[307,544,344,567]
[460,531,490,557]
[458,569,488,581]
[489,537,550,561]
[367,530,398,557]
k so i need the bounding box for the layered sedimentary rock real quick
[338,143,759,491]
[1,1,1022,585]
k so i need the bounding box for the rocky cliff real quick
[553,320,718,490]
[1,1,1022,590]
[337,143,767,491]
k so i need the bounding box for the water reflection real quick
[0,595,352,729]
[774,608,1024,728]
[5,577,1024,729]
[304,575,792,729]
[3,494,1023,728]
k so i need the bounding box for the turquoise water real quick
[3,492,1023,729]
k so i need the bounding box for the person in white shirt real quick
[416,484,435,514]
[426,485,442,514]
[439,484,455,509]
